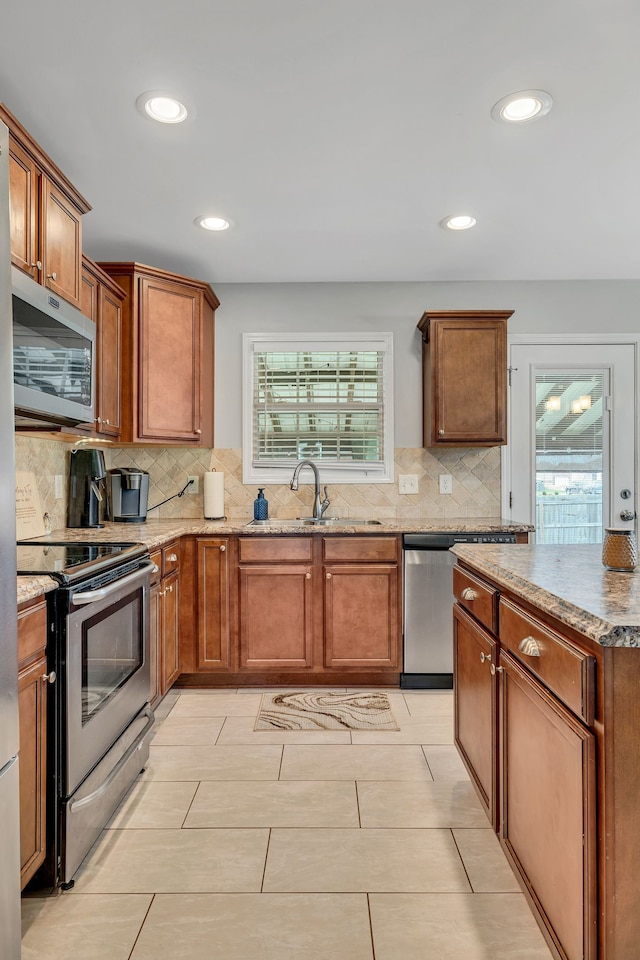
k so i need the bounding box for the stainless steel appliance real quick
[68,448,107,528]
[12,264,96,430]
[401,532,517,689]
[16,541,155,888]
[107,467,150,522]
[0,117,22,960]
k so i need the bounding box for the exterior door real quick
[507,341,636,543]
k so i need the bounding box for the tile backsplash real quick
[15,437,502,529]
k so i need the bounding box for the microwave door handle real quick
[67,707,155,813]
[71,562,156,605]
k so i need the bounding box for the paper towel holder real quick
[204,469,227,521]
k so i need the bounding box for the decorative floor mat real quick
[254,691,399,731]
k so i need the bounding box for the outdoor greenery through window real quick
[243,334,394,484]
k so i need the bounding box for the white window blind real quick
[243,333,394,484]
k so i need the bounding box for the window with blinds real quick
[243,333,394,484]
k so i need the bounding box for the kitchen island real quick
[451,542,640,960]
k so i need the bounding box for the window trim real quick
[242,332,394,484]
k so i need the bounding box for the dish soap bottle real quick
[253,488,269,521]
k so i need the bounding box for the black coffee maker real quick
[67,449,106,528]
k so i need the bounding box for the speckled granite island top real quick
[452,542,640,647]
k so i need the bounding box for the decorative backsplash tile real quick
[14,438,502,527]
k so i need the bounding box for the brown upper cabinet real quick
[81,256,125,439]
[1,104,91,310]
[417,310,512,447]
[98,262,219,445]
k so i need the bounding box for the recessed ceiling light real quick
[491,90,553,124]
[194,216,232,232]
[440,214,477,231]
[136,91,190,124]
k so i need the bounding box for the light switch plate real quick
[399,474,419,495]
[439,474,453,495]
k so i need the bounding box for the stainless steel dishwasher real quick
[401,532,517,689]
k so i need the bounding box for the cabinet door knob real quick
[40,670,56,684]
[30,260,43,271]
[306,572,311,579]
[105,419,111,425]
[461,587,478,601]
[439,428,445,435]
[46,271,58,281]
[490,663,504,675]
[166,584,173,593]
[167,553,178,562]
[219,544,226,552]
[480,651,491,664]
[195,428,202,434]
[326,572,332,580]
[518,636,541,657]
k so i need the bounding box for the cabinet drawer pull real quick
[490,663,504,675]
[461,587,478,601]
[167,553,178,562]
[219,544,226,552]
[519,636,541,657]
[480,651,491,663]
[40,670,56,684]
[46,271,57,281]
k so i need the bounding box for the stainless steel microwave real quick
[12,266,96,429]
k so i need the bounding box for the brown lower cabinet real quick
[17,599,49,890]
[453,559,627,960]
[149,542,182,702]
[174,533,402,687]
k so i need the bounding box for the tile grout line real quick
[126,892,156,960]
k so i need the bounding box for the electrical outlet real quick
[439,474,453,495]
[54,475,64,499]
[398,474,419,495]
[187,475,199,494]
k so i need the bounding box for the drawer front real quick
[238,537,313,563]
[323,536,398,563]
[149,549,162,584]
[499,597,594,724]
[162,542,181,577]
[17,601,47,667]
[453,565,497,634]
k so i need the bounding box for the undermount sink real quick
[247,517,382,526]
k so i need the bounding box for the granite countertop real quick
[17,516,531,606]
[452,542,640,648]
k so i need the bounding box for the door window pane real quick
[535,372,605,544]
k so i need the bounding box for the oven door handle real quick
[71,562,157,605]
[67,706,155,813]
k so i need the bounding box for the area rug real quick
[254,691,399,731]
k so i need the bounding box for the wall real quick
[14,279,640,529]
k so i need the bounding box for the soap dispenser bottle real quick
[253,488,269,521]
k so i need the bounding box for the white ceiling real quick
[1,0,639,284]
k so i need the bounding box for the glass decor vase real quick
[602,528,638,572]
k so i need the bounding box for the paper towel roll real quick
[204,471,225,519]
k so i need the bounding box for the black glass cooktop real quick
[16,540,148,584]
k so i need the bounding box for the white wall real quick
[213,279,640,448]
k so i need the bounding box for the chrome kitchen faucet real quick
[289,460,330,519]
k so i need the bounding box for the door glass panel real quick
[81,590,143,723]
[535,371,606,544]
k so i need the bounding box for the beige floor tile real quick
[72,828,269,893]
[152,691,179,720]
[351,714,453,744]
[140,743,282,780]
[369,893,555,959]
[130,893,373,960]
[21,893,152,960]
[107,780,198,829]
[280,744,433,781]
[453,828,522,892]
[216,715,351,744]
[170,692,262,716]
[263,828,471,893]
[184,780,359,828]
[151,716,225,745]
[358,780,489,828]
[401,689,454,718]
[423,744,471,780]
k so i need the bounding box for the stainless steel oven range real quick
[16,540,156,888]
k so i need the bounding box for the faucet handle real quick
[320,485,331,516]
